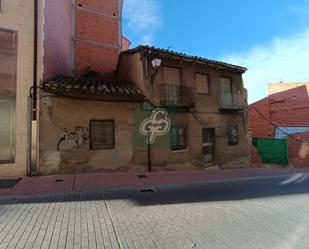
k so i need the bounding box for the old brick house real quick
[249,82,309,167]
[32,0,249,175]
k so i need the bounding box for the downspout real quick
[33,0,38,118]
[28,0,39,176]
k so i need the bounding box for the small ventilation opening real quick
[55,179,63,183]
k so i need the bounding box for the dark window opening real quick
[90,120,115,150]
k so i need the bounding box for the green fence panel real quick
[252,137,289,166]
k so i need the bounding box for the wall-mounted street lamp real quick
[151,58,162,68]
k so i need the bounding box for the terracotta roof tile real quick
[43,76,145,102]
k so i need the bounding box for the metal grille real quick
[90,120,115,150]
[227,126,238,146]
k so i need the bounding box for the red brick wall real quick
[269,84,309,126]
[121,36,131,51]
[249,83,309,167]
[75,43,119,73]
[249,98,274,138]
[76,0,119,16]
[75,11,119,45]
[74,0,121,74]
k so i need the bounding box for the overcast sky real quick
[123,0,309,103]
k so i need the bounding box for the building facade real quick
[0,0,43,176]
[249,82,309,167]
[0,0,250,175]
[39,44,250,174]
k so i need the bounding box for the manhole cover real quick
[139,188,155,193]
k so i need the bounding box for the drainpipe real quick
[33,0,38,119]
[28,0,39,176]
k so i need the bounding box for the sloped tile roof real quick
[121,45,247,73]
[42,76,145,101]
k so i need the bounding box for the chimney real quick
[74,0,123,74]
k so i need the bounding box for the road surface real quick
[0,172,308,249]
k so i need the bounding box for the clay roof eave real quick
[120,45,247,73]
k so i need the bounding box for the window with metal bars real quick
[227,126,238,146]
[171,125,188,150]
[89,120,115,150]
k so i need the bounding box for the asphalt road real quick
[0,173,309,249]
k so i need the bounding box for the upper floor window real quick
[89,120,115,150]
[220,77,233,93]
[163,66,181,86]
[196,73,210,94]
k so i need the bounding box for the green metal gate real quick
[252,137,289,166]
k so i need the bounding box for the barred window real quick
[227,126,238,146]
[171,125,188,150]
[90,120,115,150]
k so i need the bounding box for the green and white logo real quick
[139,108,171,144]
[133,103,176,148]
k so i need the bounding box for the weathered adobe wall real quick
[39,96,137,175]
[118,53,146,93]
[120,54,249,169]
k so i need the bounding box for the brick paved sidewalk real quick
[0,167,308,196]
